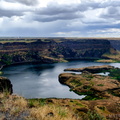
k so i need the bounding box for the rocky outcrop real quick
[0,76,13,94]
[59,65,120,99]
[64,65,115,73]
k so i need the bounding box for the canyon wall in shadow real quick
[0,38,117,67]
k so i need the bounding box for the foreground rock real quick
[64,65,115,73]
[0,76,13,94]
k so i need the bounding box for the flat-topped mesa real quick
[64,65,115,73]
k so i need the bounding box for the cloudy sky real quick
[0,0,120,37]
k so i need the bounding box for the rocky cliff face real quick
[109,40,120,50]
[0,38,114,67]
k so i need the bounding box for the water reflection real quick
[2,60,119,99]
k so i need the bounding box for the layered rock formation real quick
[0,38,114,67]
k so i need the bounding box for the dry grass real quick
[0,93,27,116]
[27,105,80,120]
[0,40,35,43]
[96,59,116,63]
[0,93,81,120]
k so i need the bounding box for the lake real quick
[2,60,120,99]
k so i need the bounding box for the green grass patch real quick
[97,84,104,86]
[28,98,46,108]
[82,96,98,100]
[70,79,82,87]
[70,100,86,107]
[83,85,92,90]
[83,110,106,120]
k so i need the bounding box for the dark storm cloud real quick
[36,4,79,15]
[0,9,23,17]
[32,12,83,22]
[4,0,39,6]
[27,2,85,22]
[35,1,99,16]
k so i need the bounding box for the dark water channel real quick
[2,61,120,99]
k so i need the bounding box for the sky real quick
[0,0,120,37]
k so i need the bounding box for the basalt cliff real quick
[0,38,116,68]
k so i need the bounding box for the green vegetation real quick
[82,73,94,81]
[82,95,102,100]
[0,54,12,65]
[0,71,3,75]
[28,99,47,108]
[109,69,120,81]
[74,90,94,96]
[70,79,82,87]
[83,110,106,120]
[83,85,92,90]
[97,84,104,86]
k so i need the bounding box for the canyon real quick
[0,38,118,68]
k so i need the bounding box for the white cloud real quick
[0,0,120,37]
[53,31,82,37]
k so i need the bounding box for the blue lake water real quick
[2,60,120,99]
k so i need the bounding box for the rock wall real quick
[109,40,120,50]
[0,38,114,67]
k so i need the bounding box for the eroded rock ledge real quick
[59,65,120,99]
